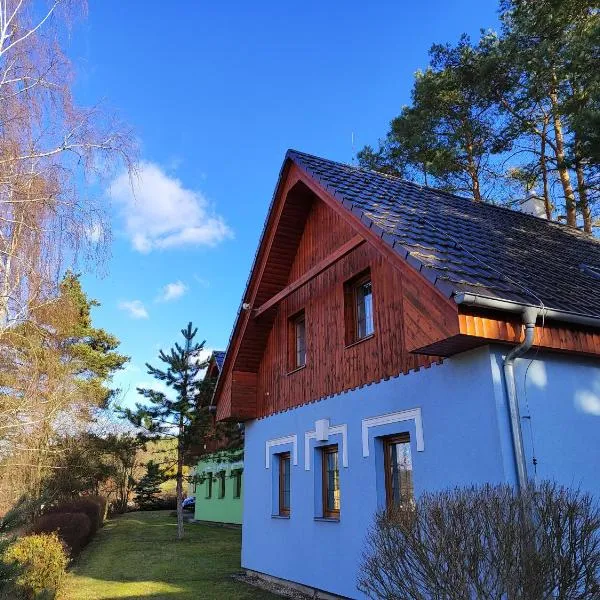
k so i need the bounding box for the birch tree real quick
[0,0,135,330]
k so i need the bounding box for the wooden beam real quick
[253,234,365,319]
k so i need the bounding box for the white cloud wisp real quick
[157,281,188,302]
[109,162,232,253]
[118,300,149,319]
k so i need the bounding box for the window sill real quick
[271,514,290,520]
[287,365,306,376]
[314,517,340,523]
[345,333,375,349]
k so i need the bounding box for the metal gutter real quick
[454,293,600,329]
[502,307,537,491]
[454,292,600,492]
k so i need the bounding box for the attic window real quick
[344,269,374,345]
[288,310,306,371]
[580,264,600,280]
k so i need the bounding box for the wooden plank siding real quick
[414,308,600,358]
[214,158,600,422]
[253,197,449,418]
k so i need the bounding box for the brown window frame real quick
[233,469,242,499]
[321,444,340,519]
[205,473,213,499]
[383,433,413,509]
[278,452,291,516]
[344,270,374,346]
[288,309,306,372]
[217,471,226,499]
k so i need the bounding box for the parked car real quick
[182,496,195,511]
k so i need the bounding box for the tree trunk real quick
[539,118,552,220]
[465,140,482,202]
[574,137,592,234]
[549,86,577,227]
[176,416,185,540]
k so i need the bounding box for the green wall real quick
[192,450,243,525]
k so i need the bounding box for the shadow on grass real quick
[63,511,278,600]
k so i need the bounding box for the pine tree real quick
[134,461,163,510]
[120,323,212,539]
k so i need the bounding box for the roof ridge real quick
[286,148,600,245]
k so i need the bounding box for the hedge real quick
[30,512,91,558]
[44,497,104,539]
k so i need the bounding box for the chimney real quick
[518,192,547,219]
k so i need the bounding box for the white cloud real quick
[86,222,104,243]
[108,162,232,253]
[157,280,188,302]
[194,275,210,288]
[118,300,149,319]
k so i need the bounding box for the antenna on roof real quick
[351,132,356,165]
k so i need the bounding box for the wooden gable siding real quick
[254,197,451,418]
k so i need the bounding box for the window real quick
[233,470,242,499]
[278,452,291,516]
[205,473,213,499]
[344,271,374,344]
[288,310,306,371]
[217,471,226,499]
[322,445,340,519]
[383,434,414,509]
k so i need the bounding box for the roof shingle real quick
[289,149,600,319]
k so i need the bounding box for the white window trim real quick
[265,435,298,469]
[361,407,424,457]
[304,424,348,470]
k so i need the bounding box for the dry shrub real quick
[2,533,68,599]
[359,482,600,599]
[86,496,108,524]
[30,513,91,558]
[45,497,104,538]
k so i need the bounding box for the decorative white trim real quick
[361,408,424,457]
[304,423,348,470]
[265,435,298,469]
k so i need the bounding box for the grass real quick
[62,511,279,600]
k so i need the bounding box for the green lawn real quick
[62,511,278,600]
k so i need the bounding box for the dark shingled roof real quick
[212,351,226,372]
[288,149,600,319]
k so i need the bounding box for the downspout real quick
[503,306,538,491]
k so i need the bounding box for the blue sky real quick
[70,0,500,406]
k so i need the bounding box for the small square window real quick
[383,434,414,509]
[278,452,291,516]
[344,270,374,345]
[321,445,340,519]
[288,310,306,371]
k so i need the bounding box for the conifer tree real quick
[134,461,163,510]
[120,323,211,539]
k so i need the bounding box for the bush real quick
[359,482,600,599]
[153,495,177,511]
[44,497,104,539]
[87,496,108,524]
[30,513,91,557]
[2,533,68,599]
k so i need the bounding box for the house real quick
[191,350,243,525]
[213,150,600,599]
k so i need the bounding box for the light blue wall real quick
[504,348,600,496]
[243,345,600,598]
[242,347,510,598]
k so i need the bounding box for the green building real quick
[192,448,243,525]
